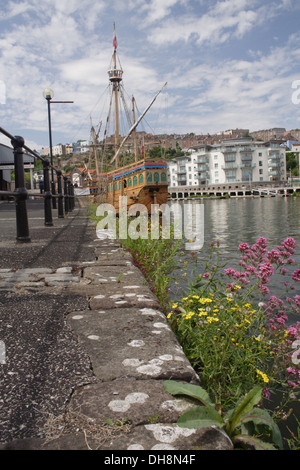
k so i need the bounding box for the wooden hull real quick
[94,158,169,214]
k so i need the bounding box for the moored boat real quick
[90,25,168,213]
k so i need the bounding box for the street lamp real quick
[43,88,55,207]
[43,88,73,209]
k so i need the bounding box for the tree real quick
[286,152,299,176]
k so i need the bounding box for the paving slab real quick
[101,424,232,451]
[0,425,232,450]
[66,308,199,383]
[83,265,144,285]
[67,380,196,425]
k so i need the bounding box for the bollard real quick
[57,170,64,218]
[11,136,31,243]
[67,180,72,212]
[70,183,75,211]
[63,176,69,214]
[43,158,53,226]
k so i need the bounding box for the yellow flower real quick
[199,298,213,304]
[167,311,173,319]
[172,303,178,309]
[256,369,270,383]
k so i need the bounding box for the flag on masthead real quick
[113,24,117,50]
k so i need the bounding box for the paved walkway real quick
[0,198,232,451]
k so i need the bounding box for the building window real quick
[154,172,159,182]
[161,172,167,182]
[133,176,138,185]
[115,182,118,190]
[147,172,152,182]
[128,177,132,187]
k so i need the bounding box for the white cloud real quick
[144,0,281,46]
[0,0,299,147]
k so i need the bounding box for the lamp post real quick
[43,88,73,209]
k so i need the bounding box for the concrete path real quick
[0,198,232,451]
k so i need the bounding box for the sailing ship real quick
[88,27,169,213]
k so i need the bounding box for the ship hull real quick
[94,158,169,214]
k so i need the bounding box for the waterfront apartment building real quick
[167,138,286,188]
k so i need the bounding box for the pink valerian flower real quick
[239,242,250,252]
[202,272,210,279]
[294,295,300,306]
[267,249,282,263]
[256,237,268,248]
[259,262,274,278]
[276,238,296,265]
[287,367,297,376]
[281,237,296,254]
[224,268,236,277]
[287,325,299,338]
[225,282,237,293]
[275,314,288,326]
[291,269,300,282]
[288,380,298,388]
[259,284,270,296]
[279,267,288,276]
[263,387,271,399]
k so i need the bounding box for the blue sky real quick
[0,0,300,151]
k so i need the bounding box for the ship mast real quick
[108,24,123,168]
[132,96,138,162]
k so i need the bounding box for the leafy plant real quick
[168,237,300,410]
[164,380,283,450]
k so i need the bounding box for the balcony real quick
[220,147,237,153]
[198,163,209,171]
[268,154,282,160]
[240,163,256,168]
[199,171,209,178]
[197,155,209,164]
[239,147,255,152]
[221,163,238,170]
[268,162,281,168]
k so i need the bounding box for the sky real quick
[0,0,300,152]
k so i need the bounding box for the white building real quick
[168,138,286,188]
[52,144,65,156]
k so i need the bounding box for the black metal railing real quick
[0,127,75,243]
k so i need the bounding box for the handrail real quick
[0,126,57,173]
[0,127,75,242]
